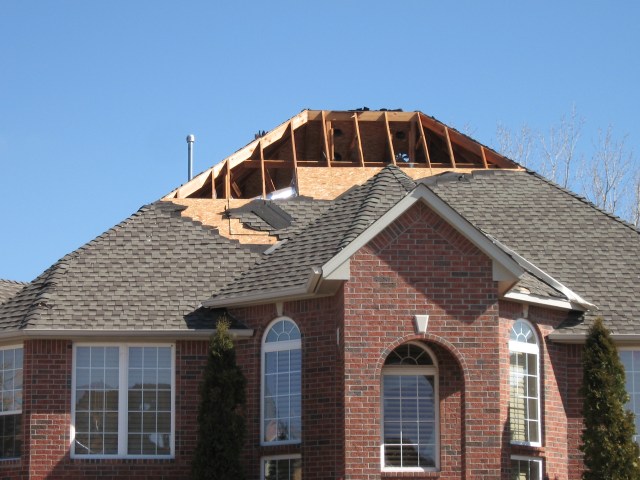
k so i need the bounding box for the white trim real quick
[0,328,253,342]
[0,344,23,460]
[260,318,302,447]
[381,343,439,472]
[203,267,323,308]
[503,291,583,312]
[260,453,302,480]
[510,455,543,480]
[491,237,595,311]
[509,319,542,448]
[70,343,176,460]
[323,184,524,284]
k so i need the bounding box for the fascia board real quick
[0,328,254,342]
[202,267,323,308]
[549,333,640,345]
[503,291,584,312]
[490,237,596,311]
[321,184,524,282]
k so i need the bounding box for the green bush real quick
[581,317,640,479]
[192,319,247,480]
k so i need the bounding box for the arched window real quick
[509,319,541,445]
[382,343,438,471]
[262,318,301,445]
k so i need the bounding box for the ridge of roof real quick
[204,165,415,305]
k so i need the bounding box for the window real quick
[620,350,640,442]
[0,346,22,459]
[381,343,438,471]
[262,454,302,480]
[72,345,174,458]
[509,319,541,445]
[510,455,542,480]
[262,318,301,445]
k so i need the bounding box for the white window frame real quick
[260,453,302,480]
[261,317,302,446]
[381,342,439,473]
[509,319,542,447]
[0,344,23,461]
[70,343,175,459]
[510,455,542,480]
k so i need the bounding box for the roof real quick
[3,109,638,340]
[425,170,640,334]
[0,202,260,333]
[204,166,416,304]
[0,280,27,305]
[205,166,640,336]
[165,109,522,201]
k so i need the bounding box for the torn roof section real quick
[165,109,522,202]
[202,165,640,338]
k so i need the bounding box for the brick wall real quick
[341,201,582,479]
[232,295,345,480]
[10,339,208,479]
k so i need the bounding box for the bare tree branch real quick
[582,126,633,215]
[496,122,536,168]
[539,105,584,188]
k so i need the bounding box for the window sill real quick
[382,470,440,478]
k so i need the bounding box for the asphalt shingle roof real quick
[0,202,260,331]
[426,170,640,334]
[229,197,332,240]
[208,166,416,301]
[0,280,27,306]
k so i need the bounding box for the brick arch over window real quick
[377,334,467,477]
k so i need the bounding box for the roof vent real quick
[186,134,195,181]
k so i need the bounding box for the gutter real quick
[202,267,323,309]
[502,292,586,312]
[0,328,254,342]
[549,333,640,345]
[489,236,596,311]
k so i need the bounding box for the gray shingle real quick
[0,202,260,331]
[427,170,640,334]
[208,166,416,301]
[0,280,27,305]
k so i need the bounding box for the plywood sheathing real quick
[296,167,484,200]
[167,199,276,245]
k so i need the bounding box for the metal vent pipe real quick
[186,134,195,181]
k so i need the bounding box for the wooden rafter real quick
[444,127,457,168]
[321,110,331,167]
[408,120,416,164]
[290,121,299,191]
[480,146,489,169]
[225,160,231,200]
[259,139,267,198]
[353,114,365,166]
[384,111,396,165]
[416,114,432,170]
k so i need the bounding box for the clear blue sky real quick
[1,1,639,282]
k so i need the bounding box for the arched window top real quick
[384,343,434,366]
[265,318,300,344]
[510,319,538,346]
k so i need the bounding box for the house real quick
[1,109,639,479]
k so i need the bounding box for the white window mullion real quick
[118,346,128,456]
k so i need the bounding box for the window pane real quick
[127,346,172,455]
[511,458,542,480]
[263,456,302,480]
[0,414,21,459]
[263,320,301,444]
[383,372,436,468]
[509,323,540,444]
[74,347,117,456]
